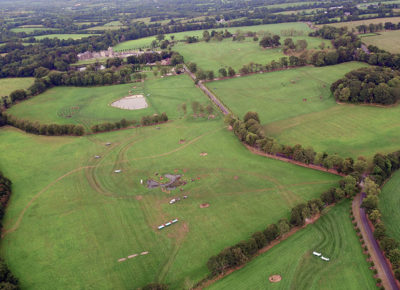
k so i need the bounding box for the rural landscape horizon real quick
[1,0,400,289]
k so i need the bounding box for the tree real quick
[263,224,279,242]
[363,177,381,196]
[218,68,227,77]
[206,70,214,80]
[206,104,214,115]
[295,39,308,52]
[228,67,235,77]
[361,194,379,212]
[381,237,398,253]
[278,218,290,236]
[181,103,187,115]
[191,101,200,115]
[187,62,197,73]
[203,30,211,42]
[243,111,260,123]
[369,209,381,224]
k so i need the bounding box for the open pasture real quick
[32,34,100,40]
[208,201,376,290]
[86,21,127,31]
[7,74,208,128]
[0,117,339,289]
[318,17,400,31]
[380,170,400,241]
[361,30,400,53]
[173,36,331,74]
[206,62,400,157]
[113,22,318,51]
[10,27,58,33]
[0,77,34,97]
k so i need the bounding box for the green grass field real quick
[86,21,127,31]
[206,62,400,157]
[0,116,339,289]
[208,201,376,290]
[318,17,400,30]
[361,30,400,53]
[113,22,320,51]
[173,36,331,74]
[0,77,34,97]
[32,34,99,40]
[10,27,58,33]
[7,74,210,128]
[380,170,400,241]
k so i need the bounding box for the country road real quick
[353,192,399,290]
[183,65,230,115]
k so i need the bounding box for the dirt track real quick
[353,192,399,290]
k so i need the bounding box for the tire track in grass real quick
[2,165,95,237]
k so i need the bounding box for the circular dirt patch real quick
[200,203,210,208]
[111,95,148,110]
[269,275,281,283]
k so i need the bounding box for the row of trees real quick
[360,151,400,281]
[207,173,358,275]
[3,113,85,136]
[331,67,400,105]
[0,172,20,289]
[225,111,369,177]
[356,21,400,34]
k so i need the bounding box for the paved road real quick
[354,192,399,290]
[183,65,230,115]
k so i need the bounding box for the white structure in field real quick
[321,256,330,261]
[313,251,322,257]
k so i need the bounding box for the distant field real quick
[86,21,127,31]
[7,74,213,128]
[206,62,400,157]
[208,201,376,290]
[114,22,319,51]
[173,36,331,74]
[10,27,58,33]
[380,170,400,241]
[0,78,34,97]
[361,30,400,53]
[318,17,400,30]
[274,8,321,15]
[0,118,339,289]
[33,34,100,40]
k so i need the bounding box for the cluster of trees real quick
[202,29,232,42]
[282,38,308,54]
[126,51,172,65]
[191,101,214,117]
[0,172,20,289]
[207,173,358,275]
[140,113,169,126]
[359,151,400,281]
[3,113,85,136]
[259,35,281,48]
[331,67,400,105]
[225,111,369,177]
[356,21,400,34]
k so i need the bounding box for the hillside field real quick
[113,22,320,51]
[7,74,211,128]
[208,201,376,290]
[0,77,35,97]
[207,62,400,158]
[361,30,400,53]
[318,17,400,30]
[380,170,400,241]
[32,34,100,40]
[0,117,339,289]
[173,36,331,75]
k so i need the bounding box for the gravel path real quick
[353,192,399,290]
[183,64,230,115]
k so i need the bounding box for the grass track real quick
[208,201,376,290]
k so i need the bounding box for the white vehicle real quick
[106,142,111,146]
[169,199,176,204]
[321,256,330,261]
[114,169,122,173]
[312,251,322,257]
[94,155,101,159]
